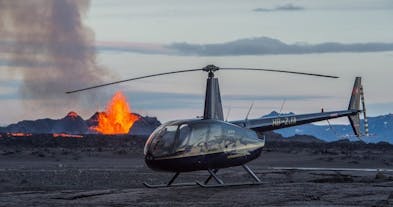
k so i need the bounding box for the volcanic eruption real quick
[0,91,161,136]
[0,0,108,117]
[91,91,139,134]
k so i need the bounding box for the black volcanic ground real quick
[1,132,393,206]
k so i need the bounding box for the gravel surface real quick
[1,135,393,206]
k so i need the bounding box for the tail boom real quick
[231,77,365,137]
[232,109,359,132]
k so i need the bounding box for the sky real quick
[1,0,393,125]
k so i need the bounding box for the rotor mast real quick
[203,65,224,120]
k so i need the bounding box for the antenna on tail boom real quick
[245,102,254,121]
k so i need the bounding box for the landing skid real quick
[143,165,262,188]
[196,181,262,188]
[143,182,196,188]
[143,172,196,188]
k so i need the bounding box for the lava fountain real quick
[92,91,139,134]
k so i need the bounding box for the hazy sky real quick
[1,0,393,125]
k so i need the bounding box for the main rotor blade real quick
[65,68,202,94]
[221,68,339,79]
[65,65,338,94]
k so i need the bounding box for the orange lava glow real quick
[53,133,83,138]
[8,133,32,137]
[67,111,79,119]
[92,91,139,134]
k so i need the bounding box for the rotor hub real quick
[202,65,220,78]
[202,65,220,73]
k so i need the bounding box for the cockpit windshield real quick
[148,125,177,157]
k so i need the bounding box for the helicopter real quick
[66,64,368,188]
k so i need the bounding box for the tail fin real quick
[348,77,362,136]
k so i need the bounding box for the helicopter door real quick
[173,124,192,154]
[187,124,208,155]
[206,123,224,153]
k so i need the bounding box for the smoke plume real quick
[0,0,108,114]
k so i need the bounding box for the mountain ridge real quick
[270,112,393,143]
[0,111,161,136]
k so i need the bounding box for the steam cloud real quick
[0,0,108,113]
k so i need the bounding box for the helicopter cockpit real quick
[144,119,263,159]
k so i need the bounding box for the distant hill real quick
[0,111,161,136]
[266,111,393,143]
[0,112,89,134]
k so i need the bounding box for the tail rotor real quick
[360,84,369,137]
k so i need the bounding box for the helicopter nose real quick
[145,153,153,161]
[144,155,166,172]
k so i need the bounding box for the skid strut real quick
[197,164,263,188]
[204,169,219,184]
[207,169,224,184]
[243,164,262,183]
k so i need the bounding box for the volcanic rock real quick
[0,111,88,134]
[130,115,161,136]
[53,112,89,134]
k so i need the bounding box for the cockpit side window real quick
[244,130,259,144]
[206,123,224,152]
[174,124,191,152]
[188,124,208,153]
[220,124,259,149]
[150,125,178,157]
